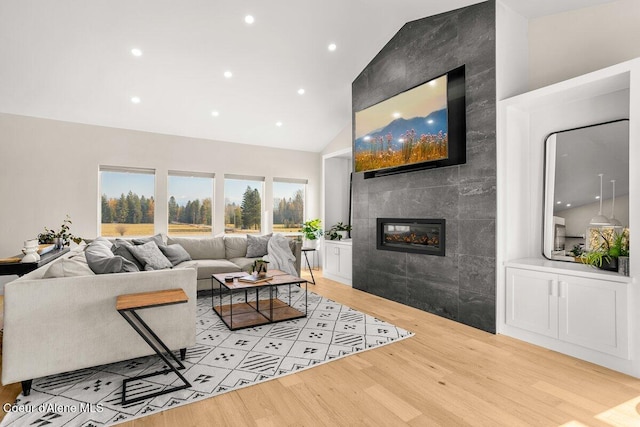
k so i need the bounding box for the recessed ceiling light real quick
[211,111,219,117]
[566,203,572,207]
[130,96,141,104]
[224,71,233,79]
[131,48,143,57]
[297,88,305,95]
[556,201,562,204]
[328,43,337,52]
[276,121,283,127]
[244,15,255,24]
[392,112,401,118]
[595,195,600,199]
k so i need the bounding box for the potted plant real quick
[37,215,83,249]
[580,229,629,272]
[326,222,352,240]
[300,219,322,248]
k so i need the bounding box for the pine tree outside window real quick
[100,166,155,237]
[168,171,214,236]
[224,175,264,234]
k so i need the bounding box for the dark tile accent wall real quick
[351,1,496,333]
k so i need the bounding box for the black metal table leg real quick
[118,309,191,405]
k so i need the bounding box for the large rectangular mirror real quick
[543,120,629,262]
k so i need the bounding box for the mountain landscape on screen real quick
[354,108,448,173]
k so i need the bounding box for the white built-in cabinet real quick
[323,240,352,286]
[497,58,640,376]
[506,267,628,359]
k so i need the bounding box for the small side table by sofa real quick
[301,248,316,285]
[116,289,191,405]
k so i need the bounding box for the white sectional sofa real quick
[1,233,302,395]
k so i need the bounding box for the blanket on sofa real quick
[263,234,297,276]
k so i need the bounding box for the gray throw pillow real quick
[246,233,272,258]
[132,234,164,246]
[112,239,145,270]
[128,241,173,271]
[86,241,139,274]
[159,244,192,266]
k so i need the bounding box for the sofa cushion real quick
[224,236,247,259]
[160,244,192,266]
[188,259,242,280]
[128,241,173,271]
[246,233,272,258]
[229,257,261,273]
[111,239,145,270]
[132,233,165,246]
[43,252,95,278]
[167,236,225,260]
[86,241,139,274]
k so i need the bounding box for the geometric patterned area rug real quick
[1,288,413,426]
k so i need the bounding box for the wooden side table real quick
[116,289,191,405]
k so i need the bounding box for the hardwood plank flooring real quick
[1,270,640,426]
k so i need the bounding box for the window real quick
[168,172,214,236]
[224,175,264,234]
[100,166,155,237]
[273,178,306,233]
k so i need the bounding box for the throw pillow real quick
[246,233,272,258]
[159,244,192,266]
[128,241,173,271]
[85,241,139,274]
[132,234,164,246]
[43,253,95,278]
[112,239,145,270]
[92,236,113,249]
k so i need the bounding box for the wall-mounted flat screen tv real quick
[354,65,466,178]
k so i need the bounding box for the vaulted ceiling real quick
[0,0,617,152]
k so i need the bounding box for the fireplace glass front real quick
[377,218,445,256]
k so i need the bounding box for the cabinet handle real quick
[558,281,566,298]
[550,280,558,297]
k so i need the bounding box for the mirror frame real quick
[542,118,629,261]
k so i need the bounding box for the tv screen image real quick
[354,66,466,178]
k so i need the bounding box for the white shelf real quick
[505,258,632,283]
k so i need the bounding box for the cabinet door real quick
[324,243,340,275]
[338,245,352,280]
[558,275,628,358]
[505,268,558,338]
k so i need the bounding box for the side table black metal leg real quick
[118,310,191,405]
[303,251,316,285]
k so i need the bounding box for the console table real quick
[116,288,191,405]
[0,248,70,277]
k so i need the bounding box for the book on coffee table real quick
[237,274,271,284]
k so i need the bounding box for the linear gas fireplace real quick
[377,218,445,256]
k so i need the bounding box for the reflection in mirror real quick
[543,120,629,262]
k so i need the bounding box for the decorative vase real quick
[337,231,348,240]
[618,256,630,276]
[599,257,618,272]
[303,239,319,250]
[53,237,64,249]
[21,239,40,263]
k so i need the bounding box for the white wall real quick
[0,113,322,258]
[529,0,640,89]
[321,122,352,156]
[496,0,529,100]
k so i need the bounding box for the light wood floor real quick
[2,270,640,426]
